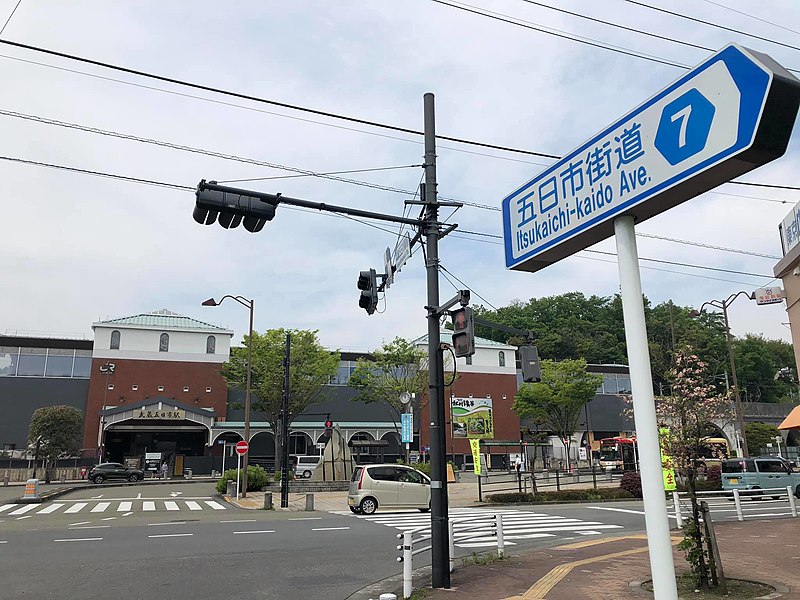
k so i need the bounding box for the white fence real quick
[671,487,798,525]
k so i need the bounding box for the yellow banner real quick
[469,439,481,475]
[659,428,677,491]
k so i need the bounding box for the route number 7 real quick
[671,104,692,149]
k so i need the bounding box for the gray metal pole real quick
[242,299,254,496]
[423,91,449,589]
[722,302,749,458]
[280,333,291,508]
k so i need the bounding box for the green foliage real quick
[734,335,797,403]
[28,405,83,459]
[513,359,602,469]
[395,460,430,476]
[678,519,711,586]
[705,464,721,487]
[216,465,270,493]
[619,471,643,498]
[348,337,429,416]
[487,488,634,503]
[745,421,781,455]
[461,551,507,566]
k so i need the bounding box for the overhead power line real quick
[0,0,22,36]
[216,164,422,184]
[699,0,800,38]
[635,232,781,260]
[623,0,800,54]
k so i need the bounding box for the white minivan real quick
[348,464,431,514]
[294,455,321,478]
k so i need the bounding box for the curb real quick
[346,565,432,600]
[13,477,218,504]
[628,579,790,599]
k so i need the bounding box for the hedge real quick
[487,488,634,503]
[216,465,270,493]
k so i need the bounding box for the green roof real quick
[94,309,231,332]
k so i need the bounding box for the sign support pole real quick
[614,215,678,600]
[236,452,241,501]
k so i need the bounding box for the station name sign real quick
[135,408,186,420]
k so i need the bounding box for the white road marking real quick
[221,519,256,523]
[91,495,103,499]
[185,501,202,511]
[169,492,183,497]
[577,531,602,535]
[69,521,91,526]
[101,517,117,521]
[148,533,193,539]
[117,502,132,512]
[15,515,32,520]
[54,538,102,542]
[0,541,7,544]
[91,502,111,513]
[36,504,65,514]
[289,517,323,521]
[122,512,133,516]
[69,526,110,530]
[312,527,350,531]
[148,522,186,526]
[164,501,179,511]
[136,493,142,499]
[0,504,18,513]
[233,530,275,535]
[586,506,645,515]
[9,504,38,516]
[64,503,88,514]
[143,502,156,511]
[204,501,226,510]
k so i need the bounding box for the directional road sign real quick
[401,413,413,443]
[235,441,249,456]
[502,44,800,273]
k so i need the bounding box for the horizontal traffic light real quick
[194,180,279,233]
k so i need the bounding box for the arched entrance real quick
[288,431,314,456]
[249,431,275,470]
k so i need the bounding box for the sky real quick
[1,0,799,353]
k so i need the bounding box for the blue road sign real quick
[502,44,800,273]
[401,413,413,443]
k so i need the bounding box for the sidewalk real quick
[416,519,799,599]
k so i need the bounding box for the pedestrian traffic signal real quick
[357,269,379,315]
[520,345,541,383]
[325,418,333,430]
[451,306,475,358]
[193,180,279,233]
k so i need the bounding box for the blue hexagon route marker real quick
[501,43,800,273]
[655,88,716,166]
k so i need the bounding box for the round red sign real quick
[235,441,249,456]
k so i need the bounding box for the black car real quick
[88,462,144,484]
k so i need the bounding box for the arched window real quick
[206,335,216,354]
[499,351,506,367]
[110,330,121,350]
[159,333,169,352]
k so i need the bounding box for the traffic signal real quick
[357,269,379,315]
[325,417,333,430]
[450,306,475,358]
[193,180,278,233]
[520,345,541,383]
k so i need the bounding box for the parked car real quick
[721,456,800,499]
[88,462,145,484]
[294,455,321,478]
[348,463,430,514]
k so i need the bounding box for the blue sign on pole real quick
[502,44,800,273]
[401,413,413,443]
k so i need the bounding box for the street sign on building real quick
[754,286,784,305]
[502,44,800,273]
[779,201,800,255]
[235,441,249,456]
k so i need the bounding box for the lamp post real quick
[203,295,254,497]
[689,291,754,458]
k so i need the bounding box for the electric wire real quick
[216,164,422,184]
[622,0,800,54]
[635,232,781,260]
[699,0,800,38]
[440,264,499,310]
[0,0,22,36]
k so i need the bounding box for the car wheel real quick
[360,497,378,515]
[795,485,800,500]
[418,504,431,513]
[303,470,312,478]
[92,475,105,484]
[128,474,139,482]
[349,506,360,514]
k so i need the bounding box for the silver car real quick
[348,464,431,514]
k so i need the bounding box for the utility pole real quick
[280,333,291,508]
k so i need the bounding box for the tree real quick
[28,405,83,482]
[348,337,429,429]
[745,421,781,455]
[734,335,797,403]
[512,359,602,471]
[221,329,340,472]
[657,348,733,590]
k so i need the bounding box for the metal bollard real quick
[305,493,314,511]
[555,469,561,491]
[733,489,743,521]
[264,492,273,510]
[788,486,797,518]
[672,491,683,528]
[448,519,455,573]
[496,513,505,557]
[403,531,412,599]
[60,474,66,484]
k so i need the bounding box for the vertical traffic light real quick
[325,415,333,431]
[357,269,379,315]
[450,306,475,358]
[519,345,541,382]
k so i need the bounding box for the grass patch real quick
[460,551,507,567]
[643,575,775,599]
[406,588,428,600]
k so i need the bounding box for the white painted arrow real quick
[91,495,103,499]
[169,492,183,497]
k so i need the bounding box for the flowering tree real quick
[658,348,733,590]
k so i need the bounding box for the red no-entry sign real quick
[235,441,249,456]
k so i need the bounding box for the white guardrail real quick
[395,513,506,599]
[671,486,798,525]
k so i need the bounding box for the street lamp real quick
[203,295,254,497]
[689,291,754,458]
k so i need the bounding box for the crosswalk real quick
[330,507,623,548]
[0,499,227,519]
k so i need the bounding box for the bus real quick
[599,437,638,472]
[696,436,730,473]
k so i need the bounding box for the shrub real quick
[620,471,643,498]
[487,487,634,503]
[396,460,431,476]
[216,465,270,493]
[705,464,721,487]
